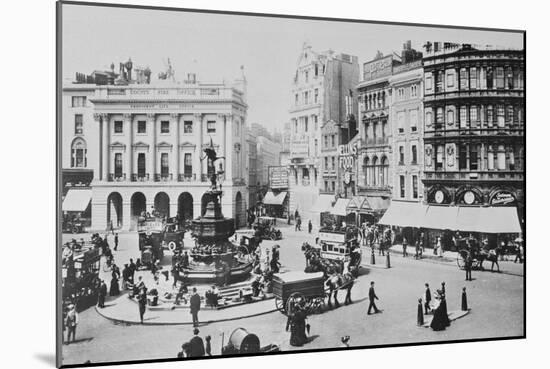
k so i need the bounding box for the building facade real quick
[422,43,524,223]
[288,43,359,221]
[246,130,258,207]
[389,59,424,203]
[356,54,398,218]
[63,71,249,231]
[257,135,283,188]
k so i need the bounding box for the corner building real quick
[422,44,524,226]
[288,43,359,222]
[64,79,249,231]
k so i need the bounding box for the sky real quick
[62,4,523,133]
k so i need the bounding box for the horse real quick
[478,247,503,272]
[325,272,355,308]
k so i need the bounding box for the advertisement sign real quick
[269,166,289,189]
[319,231,346,243]
[338,142,359,170]
[290,139,309,158]
[490,191,516,205]
[363,55,393,81]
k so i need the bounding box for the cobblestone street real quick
[61,224,524,365]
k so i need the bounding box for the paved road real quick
[61,226,524,366]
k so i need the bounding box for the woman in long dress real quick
[439,291,450,327]
[430,291,449,331]
[289,305,308,346]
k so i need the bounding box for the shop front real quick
[262,190,288,218]
[379,200,523,251]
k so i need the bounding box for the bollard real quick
[417,298,424,326]
[386,252,391,268]
[461,287,468,311]
[371,248,376,265]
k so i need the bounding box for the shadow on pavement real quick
[33,353,56,366]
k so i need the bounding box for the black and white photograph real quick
[56,1,525,367]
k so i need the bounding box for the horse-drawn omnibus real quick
[62,242,102,311]
[316,227,362,276]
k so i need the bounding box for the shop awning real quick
[455,206,484,232]
[330,198,351,216]
[379,201,428,228]
[263,191,287,205]
[347,196,366,211]
[456,206,522,234]
[423,205,459,230]
[62,188,92,212]
[311,194,336,212]
[362,196,391,212]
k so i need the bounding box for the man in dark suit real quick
[188,328,205,357]
[465,254,473,281]
[97,280,107,308]
[190,287,201,327]
[367,281,381,315]
[424,283,431,314]
[114,233,119,251]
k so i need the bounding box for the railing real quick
[424,127,524,138]
[154,173,173,182]
[201,174,211,182]
[131,173,150,182]
[357,185,391,192]
[322,170,337,177]
[178,173,196,182]
[108,173,126,182]
[365,137,390,146]
[424,89,524,102]
[423,170,524,181]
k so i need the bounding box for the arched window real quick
[71,137,87,168]
[380,156,389,186]
[371,156,378,186]
[362,156,370,186]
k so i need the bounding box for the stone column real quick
[122,200,132,231]
[93,113,103,180]
[124,113,133,181]
[225,114,233,182]
[101,113,110,181]
[220,114,227,181]
[147,113,156,180]
[172,113,180,181]
[194,113,203,180]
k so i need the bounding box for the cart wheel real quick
[286,292,305,316]
[270,233,278,241]
[72,226,78,234]
[274,297,286,314]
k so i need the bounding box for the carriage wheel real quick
[270,232,278,241]
[286,292,305,316]
[274,297,286,314]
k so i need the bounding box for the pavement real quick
[95,294,278,325]
[60,223,524,366]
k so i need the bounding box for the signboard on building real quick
[338,142,359,170]
[290,139,309,158]
[363,55,393,81]
[269,166,289,189]
[490,191,516,206]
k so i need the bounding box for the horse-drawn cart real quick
[272,271,326,315]
[456,237,501,272]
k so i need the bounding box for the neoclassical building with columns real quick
[62,79,249,231]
